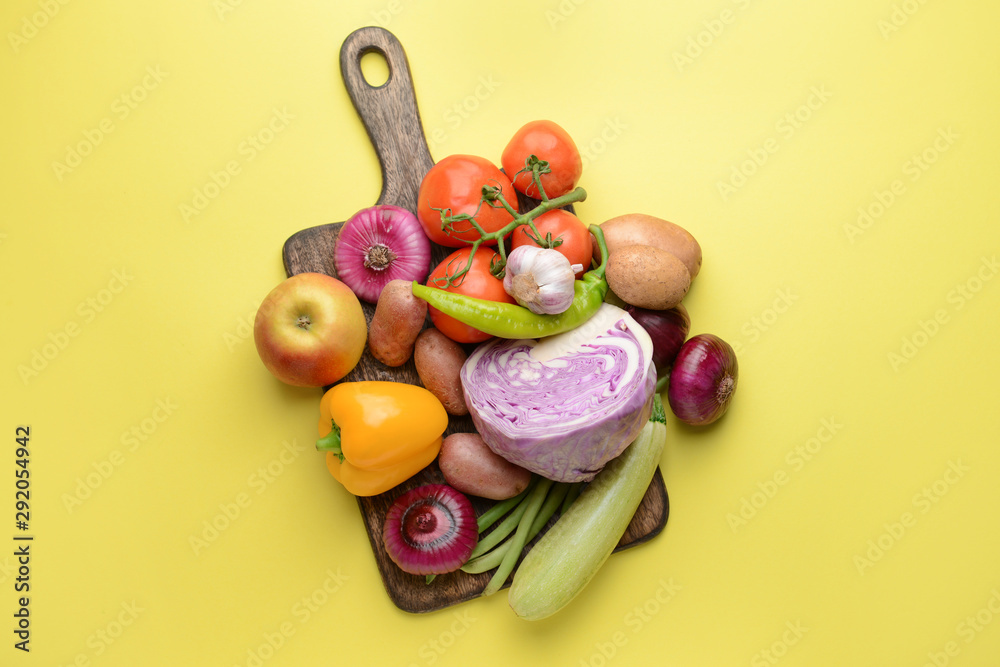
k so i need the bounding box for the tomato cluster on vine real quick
[415,120,589,343]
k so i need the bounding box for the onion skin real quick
[333,205,432,304]
[626,304,690,370]
[667,334,738,426]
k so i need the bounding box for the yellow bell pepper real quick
[317,381,448,496]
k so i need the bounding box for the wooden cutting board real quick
[281,26,669,613]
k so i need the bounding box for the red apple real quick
[253,273,367,387]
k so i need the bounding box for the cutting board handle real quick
[339,26,435,212]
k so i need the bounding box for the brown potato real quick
[595,213,702,279]
[368,280,427,367]
[414,328,468,416]
[606,245,691,310]
[439,432,532,500]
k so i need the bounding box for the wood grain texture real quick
[281,26,669,613]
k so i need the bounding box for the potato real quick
[368,280,427,367]
[414,327,468,416]
[439,432,532,500]
[595,213,702,279]
[606,245,691,310]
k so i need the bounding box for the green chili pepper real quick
[411,225,610,339]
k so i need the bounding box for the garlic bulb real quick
[503,245,583,315]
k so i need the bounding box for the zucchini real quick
[507,394,667,620]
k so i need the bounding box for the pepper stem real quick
[588,224,610,280]
[316,419,344,461]
[650,393,667,425]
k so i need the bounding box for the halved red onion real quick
[333,205,431,303]
[382,484,478,576]
[667,334,738,426]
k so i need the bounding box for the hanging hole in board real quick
[360,50,390,88]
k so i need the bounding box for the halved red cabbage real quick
[460,304,656,483]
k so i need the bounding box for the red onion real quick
[667,334,738,426]
[333,205,431,303]
[382,484,478,576]
[626,304,690,370]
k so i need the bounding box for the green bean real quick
[476,480,534,533]
[560,481,583,515]
[530,482,570,535]
[482,478,554,596]
[467,488,533,561]
[462,482,570,575]
[460,548,504,574]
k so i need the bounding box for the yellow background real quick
[3,0,999,665]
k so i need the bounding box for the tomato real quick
[501,120,582,200]
[426,246,516,343]
[510,209,593,279]
[417,154,518,247]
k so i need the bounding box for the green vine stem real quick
[529,159,551,203]
[431,185,587,288]
[511,155,552,203]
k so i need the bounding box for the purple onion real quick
[626,304,690,369]
[382,484,478,576]
[667,334,738,426]
[333,205,431,303]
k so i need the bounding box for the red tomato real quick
[426,247,515,344]
[510,209,593,279]
[501,120,582,200]
[417,155,517,247]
